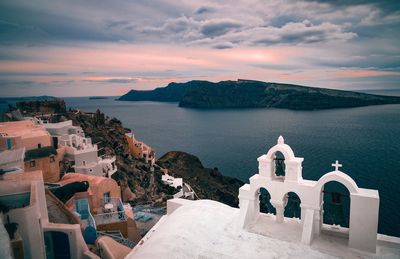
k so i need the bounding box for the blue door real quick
[75,198,89,220]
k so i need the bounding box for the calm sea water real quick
[62,96,400,237]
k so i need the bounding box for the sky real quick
[0,0,399,97]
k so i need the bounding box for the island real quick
[89,96,109,100]
[118,79,400,110]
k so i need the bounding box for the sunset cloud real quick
[0,0,399,96]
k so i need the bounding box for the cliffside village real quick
[0,104,195,259]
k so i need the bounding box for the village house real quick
[160,168,196,199]
[0,170,98,259]
[43,120,117,178]
[161,170,183,189]
[125,133,155,167]
[0,121,65,182]
[57,173,141,244]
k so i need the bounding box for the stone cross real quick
[332,160,342,171]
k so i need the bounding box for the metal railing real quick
[93,197,126,225]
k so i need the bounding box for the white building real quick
[161,173,183,189]
[127,136,400,258]
[160,169,195,199]
[0,171,99,259]
[43,120,117,178]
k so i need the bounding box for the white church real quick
[127,137,400,258]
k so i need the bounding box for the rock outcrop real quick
[157,151,244,207]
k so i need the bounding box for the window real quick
[30,160,36,167]
[82,160,86,166]
[6,139,13,150]
[103,192,110,203]
[50,156,55,163]
[38,143,42,149]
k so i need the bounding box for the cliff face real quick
[118,79,400,110]
[157,151,244,207]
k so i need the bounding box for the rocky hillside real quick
[157,151,244,207]
[118,79,400,110]
[62,110,176,205]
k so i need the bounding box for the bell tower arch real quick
[258,136,303,182]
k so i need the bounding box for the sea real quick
[1,91,399,237]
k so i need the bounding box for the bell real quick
[325,192,347,226]
[331,192,342,205]
[274,158,285,176]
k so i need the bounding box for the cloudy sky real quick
[0,0,399,97]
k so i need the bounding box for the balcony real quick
[98,155,117,178]
[93,197,126,226]
[59,135,97,155]
[73,162,99,176]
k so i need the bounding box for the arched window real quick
[273,151,285,179]
[283,192,301,219]
[259,187,276,215]
[322,181,350,228]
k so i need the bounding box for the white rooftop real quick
[129,199,379,259]
[42,120,73,129]
[128,199,400,259]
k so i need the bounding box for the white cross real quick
[331,160,342,171]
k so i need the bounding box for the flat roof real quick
[0,121,49,139]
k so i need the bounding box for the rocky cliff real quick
[157,151,244,207]
[119,79,400,110]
